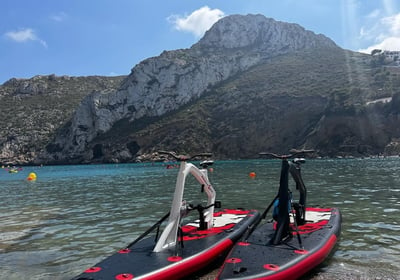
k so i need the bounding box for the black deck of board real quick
[73,209,260,280]
[217,208,342,280]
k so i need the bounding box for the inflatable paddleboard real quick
[217,207,341,280]
[218,150,342,280]
[72,152,260,280]
[73,209,260,280]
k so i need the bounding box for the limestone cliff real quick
[44,14,338,163]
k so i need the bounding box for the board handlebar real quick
[158,150,212,161]
[259,149,315,159]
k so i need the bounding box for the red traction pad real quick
[180,209,251,241]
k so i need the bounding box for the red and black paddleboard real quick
[73,209,260,280]
[73,152,261,280]
[218,151,342,280]
[217,207,341,280]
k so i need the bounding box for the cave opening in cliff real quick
[93,144,103,159]
[127,141,140,156]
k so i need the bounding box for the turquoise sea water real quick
[1,158,400,279]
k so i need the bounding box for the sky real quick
[1,0,400,84]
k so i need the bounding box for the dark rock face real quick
[112,48,400,161]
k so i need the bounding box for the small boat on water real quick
[6,167,21,173]
[72,151,260,280]
[217,150,342,280]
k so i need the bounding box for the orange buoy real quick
[27,172,37,181]
[249,172,256,178]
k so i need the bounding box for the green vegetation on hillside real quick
[2,47,400,164]
[86,48,400,160]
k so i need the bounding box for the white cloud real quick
[359,12,400,53]
[167,6,225,37]
[359,37,400,54]
[6,28,35,42]
[50,12,67,22]
[382,13,400,36]
[5,28,47,48]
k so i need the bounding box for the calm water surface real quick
[1,158,399,279]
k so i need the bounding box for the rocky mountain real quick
[1,14,400,165]
[74,48,399,163]
[0,75,125,165]
[39,14,339,163]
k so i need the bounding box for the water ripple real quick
[1,160,400,279]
